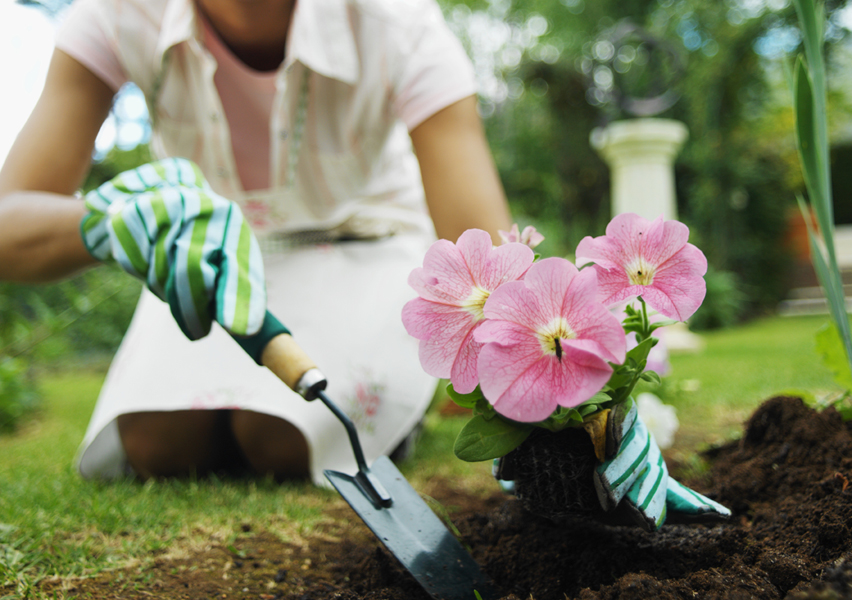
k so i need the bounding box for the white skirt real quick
[75,233,437,486]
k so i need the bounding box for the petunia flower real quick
[498,224,545,249]
[401,229,535,393]
[575,213,707,321]
[474,258,626,422]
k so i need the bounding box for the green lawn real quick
[0,314,842,597]
[658,314,841,455]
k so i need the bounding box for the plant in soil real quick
[402,214,729,529]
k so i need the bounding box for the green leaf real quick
[648,319,678,333]
[815,321,852,392]
[794,57,829,228]
[547,406,584,425]
[453,414,533,462]
[800,198,852,380]
[577,404,602,417]
[639,370,662,385]
[605,364,634,390]
[625,337,656,365]
[446,383,484,409]
[475,397,497,419]
[581,391,611,407]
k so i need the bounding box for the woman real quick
[0,0,511,484]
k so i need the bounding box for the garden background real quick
[3,0,852,596]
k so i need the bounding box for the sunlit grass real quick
[0,314,841,595]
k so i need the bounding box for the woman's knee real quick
[117,410,229,479]
[230,410,310,480]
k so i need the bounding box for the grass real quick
[0,314,842,597]
[656,313,840,455]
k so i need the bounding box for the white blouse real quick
[56,0,478,238]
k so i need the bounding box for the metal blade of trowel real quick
[231,311,500,600]
[326,455,499,600]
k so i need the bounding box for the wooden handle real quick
[259,333,318,392]
[231,311,324,398]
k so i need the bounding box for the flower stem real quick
[637,296,652,342]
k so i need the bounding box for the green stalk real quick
[791,0,852,379]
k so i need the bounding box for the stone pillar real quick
[590,118,688,221]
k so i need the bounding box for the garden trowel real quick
[232,310,500,600]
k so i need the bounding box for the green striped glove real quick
[80,158,266,340]
[594,400,731,531]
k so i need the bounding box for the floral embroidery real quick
[344,374,386,435]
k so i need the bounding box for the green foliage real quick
[689,266,747,331]
[453,414,533,462]
[0,285,40,434]
[0,359,37,434]
[789,0,852,404]
[814,320,852,392]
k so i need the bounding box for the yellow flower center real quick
[537,317,577,360]
[462,286,491,322]
[627,256,656,286]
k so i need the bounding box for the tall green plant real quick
[792,0,852,388]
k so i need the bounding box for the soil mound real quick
[344,395,852,599]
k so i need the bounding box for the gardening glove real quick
[80,157,266,340]
[593,400,731,531]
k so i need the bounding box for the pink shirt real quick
[200,14,277,191]
[55,0,477,236]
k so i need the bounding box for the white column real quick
[590,118,688,221]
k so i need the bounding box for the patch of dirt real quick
[17,396,852,599]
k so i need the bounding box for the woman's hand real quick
[594,400,731,531]
[82,158,267,340]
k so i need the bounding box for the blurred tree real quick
[443,0,851,321]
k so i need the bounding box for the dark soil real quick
[25,396,852,599]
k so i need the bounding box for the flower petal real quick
[479,337,614,421]
[449,323,485,394]
[484,258,576,330]
[640,217,690,267]
[556,340,615,407]
[402,299,478,378]
[478,242,535,291]
[477,336,560,422]
[408,241,473,305]
[455,229,494,286]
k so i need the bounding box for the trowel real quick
[233,310,500,600]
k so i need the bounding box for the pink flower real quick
[575,213,707,321]
[499,224,545,249]
[401,229,535,393]
[474,258,626,422]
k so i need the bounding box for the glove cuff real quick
[79,209,113,262]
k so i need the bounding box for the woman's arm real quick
[410,95,512,246]
[0,49,115,282]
